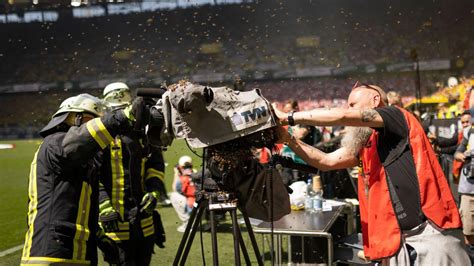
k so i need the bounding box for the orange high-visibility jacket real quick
[358,107,461,260]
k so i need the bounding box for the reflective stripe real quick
[102,216,155,240]
[141,158,146,181]
[86,118,114,149]
[110,137,125,219]
[118,221,129,231]
[21,256,90,265]
[22,148,40,258]
[73,182,91,261]
[141,216,154,229]
[98,194,110,212]
[141,216,155,237]
[105,231,130,241]
[145,168,165,182]
[143,225,155,237]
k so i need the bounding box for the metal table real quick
[253,201,353,264]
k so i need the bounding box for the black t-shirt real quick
[373,106,426,230]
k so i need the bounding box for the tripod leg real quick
[173,202,200,266]
[242,210,264,266]
[180,203,208,266]
[173,200,207,266]
[237,230,252,265]
[229,209,241,265]
[233,213,252,265]
[209,205,219,266]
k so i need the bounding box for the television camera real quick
[136,81,296,265]
[136,81,359,266]
[137,81,288,204]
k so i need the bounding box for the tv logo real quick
[241,106,268,123]
[230,106,269,130]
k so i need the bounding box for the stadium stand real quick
[0,0,473,139]
[1,0,473,85]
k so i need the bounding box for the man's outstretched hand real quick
[271,103,288,125]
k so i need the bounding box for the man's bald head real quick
[348,84,387,109]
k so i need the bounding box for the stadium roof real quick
[3,0,246,12]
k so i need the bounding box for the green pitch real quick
[0,139,270,265]
[0,140,39,251]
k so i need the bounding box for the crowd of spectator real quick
[0,73,469,139]
[1,0,473,139]
[0,89,101,139]
[253,71,452,109]
[1,0,473,85]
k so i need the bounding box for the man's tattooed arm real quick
[360,109,378,122]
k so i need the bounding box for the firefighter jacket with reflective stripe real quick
[358,107,461,260]
[21,111,132,265]
[99,133,165,241]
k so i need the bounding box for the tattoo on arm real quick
[360,109,378,122]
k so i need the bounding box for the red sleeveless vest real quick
[358,107,461,260]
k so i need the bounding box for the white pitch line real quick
[0,244,23,257]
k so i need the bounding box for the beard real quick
[340,126,373,156]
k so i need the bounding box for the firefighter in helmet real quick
[21,93,142,265]
[98,82,166,265]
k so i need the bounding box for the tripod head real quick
[194,177,236,203]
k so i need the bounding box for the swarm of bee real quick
[168,79,192,92]
[207,127,277,174]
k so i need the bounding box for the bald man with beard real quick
[273,83,470,265]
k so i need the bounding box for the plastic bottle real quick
[312,175,323,213]
[305,177,315,211]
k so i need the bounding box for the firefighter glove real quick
[97,229,120,264]
[124,97,149,131]
[140,191,159,215]
[99,200,120,232]
[123,104,135,123]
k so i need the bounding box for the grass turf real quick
[0,140,40,251]
[0,139,270,265]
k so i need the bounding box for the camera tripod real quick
[173,189,264,266]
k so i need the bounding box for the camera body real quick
[154,81,277,149]
[147,81,292,222]
[462,150,474,180]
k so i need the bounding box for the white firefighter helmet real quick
[54,93,106,117]
[103,82,132,108]
[54,96,77,116]
[40,94,106,137]
[178,155,193,167]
